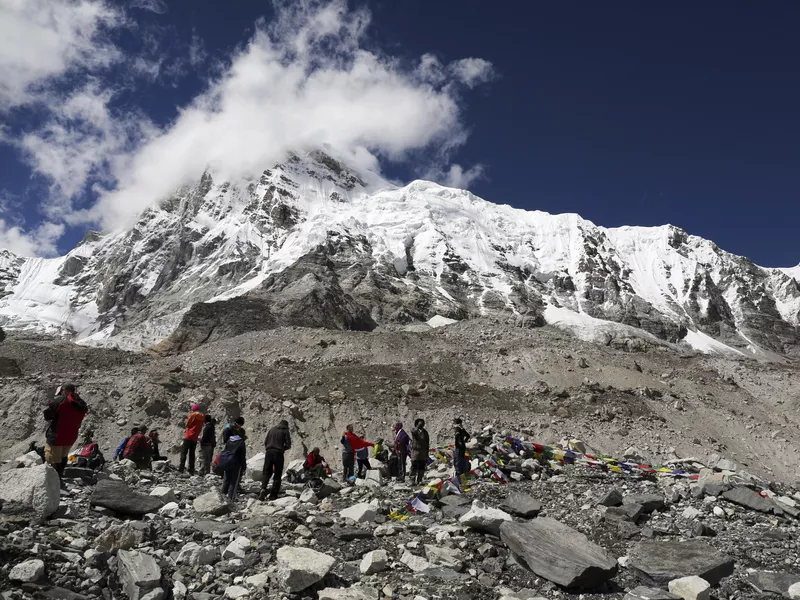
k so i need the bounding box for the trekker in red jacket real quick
[179,403,204,475]
[43,384,88,478]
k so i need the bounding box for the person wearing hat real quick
[453,417,470,478]
[179,403,204,475]
[393,422,411,482]
[43,383,88,479]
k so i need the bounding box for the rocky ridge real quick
[0,151,798,356]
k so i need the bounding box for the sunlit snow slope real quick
[0,150,798,356]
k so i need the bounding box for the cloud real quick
[449,58,495,88]
[0,0,122,110]
[89,0,494,230]
[130,0,167,15]
[0,219,64,257]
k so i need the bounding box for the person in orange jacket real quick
[179,403,204,475]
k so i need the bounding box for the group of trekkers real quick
[38,383,472,506]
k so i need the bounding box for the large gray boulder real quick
[193,490,230,516]
[500,492,542,518]
[623,494,666,514]
[276,546,336,592]
[499,518,617,588]
[745,571,800,595]
[246,452,265,482]
[0,463,60,522]
[95,522,146,551]
[90,479,162,517]
[722,487,782,515]
[9,559,46,582]
[629,540,734,585]
[117,550,161,600]
[459,500,512,535]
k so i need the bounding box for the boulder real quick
[18,451,44,468]
[193,490,230,516]
[0,464,60,522]
[400,550,432,573]
[340,502,377,523]
[9,559,45,582]
[500,492,542,518]
[95,522,145,551]
[459,500,512,535]
[177,542,219,566]
[336,528,373,541]
[360,549,388,575]
[722,486,782,514]
[90,479,162,517]
[715,458,738,472]
[317,478,342,499]
[223,536,251,559]
[192,520,238,535]
[690,522,716,538]
[224,586,249,599]
[629,540,734,585]
[276,546,336,592]
[623,494,666,513]
[424,544,465,570]
[117,550,161,600]
[624,587,680,600]
[149,487,177,505]
[745,571,800,595]
[246,452,265,482]
[318,587,380,600]
[668,576,710,600]
[499,518,617,588]
[790,582,800,600]
[597,489,624,507]
[159,502,179,518]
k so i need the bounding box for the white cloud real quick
[0,219,64,257]
[89,0,493,230]
[449,58,495,88]
[0,0,122,110]
[130,0,167,15]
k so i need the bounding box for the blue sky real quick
[1,0,798,268]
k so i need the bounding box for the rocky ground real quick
[1,319,800,599]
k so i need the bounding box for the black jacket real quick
[264,424,291,452]
[454,428,470,452]
[200,422,216,446]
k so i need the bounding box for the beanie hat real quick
[191,403,200,411]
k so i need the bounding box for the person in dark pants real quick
[221,433,247,503]
[223,416,247,444]
[453,417,470,478]
[260,420,291,501]
[179,403,204,475]
[341,425,374,482]
[410,418,430,485]
[149,430,168,461]
[200,415,216,475]
[393,422,411,482]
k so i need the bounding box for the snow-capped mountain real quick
[1,150,799,357]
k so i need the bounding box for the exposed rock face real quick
[0,151,798,356]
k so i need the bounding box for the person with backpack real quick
[219,432,247,503]
[114,427,138,461]
[43,384,88,479]
[72,430,105,470]
[179,403,204,475]
[410,419,430,485]
[124,425,153,469]
[341,424,373,482]
[260,420,291,501]
[200,415,217,475]
[453,417,470,478]
[149,430,167,461]
[393,422,411,482]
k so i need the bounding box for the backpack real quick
[387,454,399,477]
[217,449,237,472]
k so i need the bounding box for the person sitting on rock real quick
[200,415,217,475]
[73,430,105,470]
[43,383,88,479]
[179,403,204,475]
[410,418,430,485]
[220,432,247,503]
[123,425,153,469]
[303,447,330,479]
[373,438,389,463]
[341,424,373,482]
[149,430,167,462]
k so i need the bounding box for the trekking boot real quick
[258,489,268,502]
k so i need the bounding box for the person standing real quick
[356,432,373,478]
[200,415,217,475]
[393,422,411,482]
[410,419,430,485]
[149,430,167,461]
[260,420,291,501]
[453,417,470,478]
[223,416,246,443]
[341,424,373,482]
[179,403,204,475]
[220,432,247,503]
[43,384,88,479]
